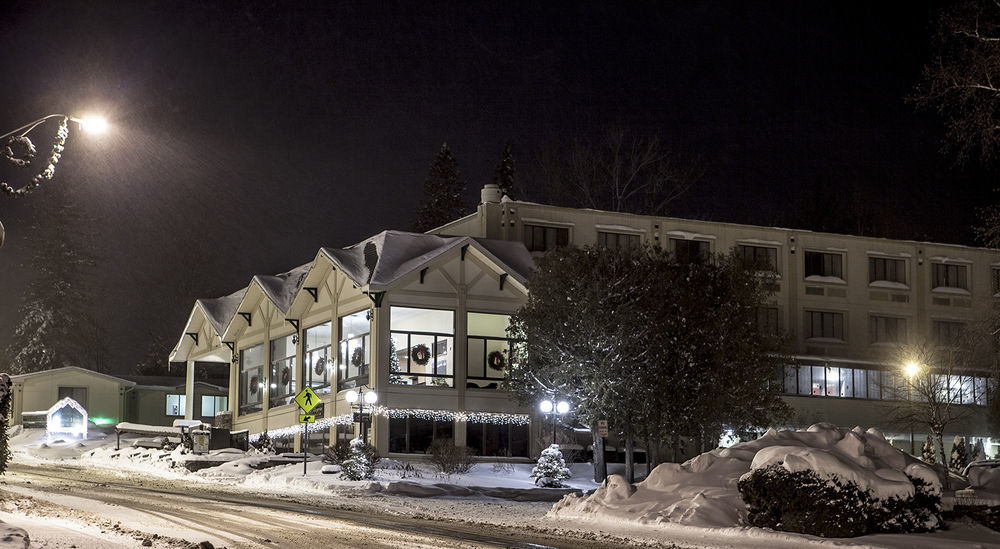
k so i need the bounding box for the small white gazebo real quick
[46,397,88,439]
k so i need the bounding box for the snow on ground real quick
[4,423,1000,548]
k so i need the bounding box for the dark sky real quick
[0,1,990,373]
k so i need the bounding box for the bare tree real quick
[535,128,701,216]
[887,339,988,467]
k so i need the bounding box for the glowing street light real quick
[903,360,921,455]
[904,361,921,379]
[345,387,378,442]
[540,398,570,445]
[0,112,108,248]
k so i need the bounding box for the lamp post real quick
[904,360,920,455]
[539,398,570,446]
[0,113,108,248]
[345,387,378,443]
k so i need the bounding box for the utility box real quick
[191,429,210,454]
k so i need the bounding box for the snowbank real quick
[550,423,940,528]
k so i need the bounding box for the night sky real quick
[0,1,990,373]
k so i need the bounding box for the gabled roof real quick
[196,288,247,336]
[318,230,534,290]
[251,263,311,314]
[10,366,137,387]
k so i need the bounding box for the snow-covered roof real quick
[196,288,247,336]
[252,263,311,314]
[10,367,136,387]
[319,230,533,290]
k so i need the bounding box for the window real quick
[523,224,568,252]
[933,320,965,346]
[870,316,906,344]
[932,263,968,290]
[466,423,529,458]
[737,245,778,273]
[670,239,710,265]
[805,310,844,340]
[269,334,297,407]
[304,322,333,394]
[165,394,186,416]
[869,257,905,285]
[467,312,510,389]
[57,387,87,408]
[239,343,264,414]
[200,395,227,418]
[338,310,371,391]
[804,251,843,279]
[388,416,454,453]
[597,231,640,250]
[756,307,779,336]
[390,307,455,386]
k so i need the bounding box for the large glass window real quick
[932,263,968,290]
[804,251,843,279]
[523,224,569,252]
[597,231,640,250]
[737,245,778,273]
[338,310,371,391]
[670,239,710,265]
[870,316,906,344]
[239,344,264,414]
[390,307,455,387]
[467,423,529,458]
[304,322,333,394]
[467,312,510,389]
[166,394,186,416]
[388,417,454,453]
[269,334,297,407]
[869,257,905,285]
[201,395,228,418]
[805,310,844,340]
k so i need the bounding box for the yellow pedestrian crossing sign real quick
[294,387,320,413]
[299,414,315,423]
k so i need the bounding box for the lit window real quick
[390,306,454,387]
[166,394,186,416]
[304,322,333,394]
[269,334,297,407]
[338,310,371,391]
[200,395,228,417]
[239,343,265,415]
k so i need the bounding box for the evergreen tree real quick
[388,337,403,385]
[341,438,379,480]
[492,142,517,200]
[2,188,99,374]
[951,436,969,471]
[0,374,11,474]
[413,143,467,233]
[973,438,988,462]
[922,435,936,463]
[531,444,571,487]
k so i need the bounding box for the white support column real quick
[184,359,195,420]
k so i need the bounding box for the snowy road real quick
[0,462,670,549]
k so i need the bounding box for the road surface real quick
[0,462,678,549]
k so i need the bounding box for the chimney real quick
[481,183,502,204]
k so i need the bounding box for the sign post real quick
[294,387,321,476]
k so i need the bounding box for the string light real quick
[2,117,69,198]
[248,407,531,443]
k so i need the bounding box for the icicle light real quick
[248,407,530,443]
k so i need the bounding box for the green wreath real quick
[411,343,431,366]
[281,366,290,386]
[249,376,259,395]
[351,346,365,368]
[487,350,506,371]
[314,356,326,376]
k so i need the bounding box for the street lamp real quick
[345,387,378,442]
[540,398,570,446]
[904,360,921,455]
[1,113,108,248]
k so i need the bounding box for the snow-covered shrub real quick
[323,439,351,464]
[531,444,572,487]
[340,438,379,480]
[739,464,941,537]
[952,436,969,472]
[921,435,936,463]
[249,432,275,454]
[428,439,476,475]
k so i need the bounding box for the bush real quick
[323,439,352,464]
[738,464,941,537]
[428,439,476,475]
[250,432,275,453]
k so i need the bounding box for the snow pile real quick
[550,423,940,528]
